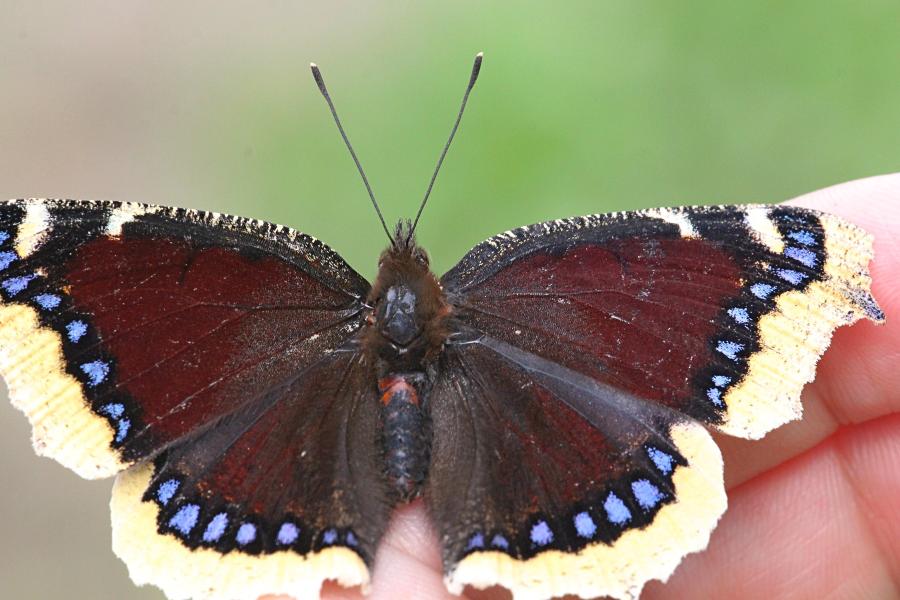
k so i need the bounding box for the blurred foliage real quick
[200,2,900,278]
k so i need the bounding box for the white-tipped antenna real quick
[406,52,484,244]
[310,62,393,244]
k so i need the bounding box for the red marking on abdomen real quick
[378,375,419,406]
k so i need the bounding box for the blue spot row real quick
[604,492,631,525]
[631,479,665,510]
[203,513,229,543]
[466,532,485,550]
[80,360,110,387]
[716,340,744,361]
[707,374,731,407]
[66,320,88,342]
[788,230,816,246]
[529,520,553,547]
[156,479,180,506]
[236,523,257,546]
[646,446,674,475]
[34,293,61,310]
[573,511,597,538]
[168,504,200,535]
[0,230,9,244]
[2,274,36,296]
[785,246,817,268]
[467,472,676,553]
[322,528,338,545]
[727,307,750,325]
[776,268,807,285]
[99,403,131,443]
[750,282,776,300]
[277,522,300,546]
[0,250,16,271]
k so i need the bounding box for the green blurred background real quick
[0,3,897,599]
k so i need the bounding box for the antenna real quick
[310,62,393,244]
[407,52,483,244]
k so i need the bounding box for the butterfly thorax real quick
[365,228,450,500]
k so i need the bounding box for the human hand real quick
[263,173,900,600]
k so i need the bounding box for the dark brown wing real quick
[429,205,882,599]
[0,199,390,598]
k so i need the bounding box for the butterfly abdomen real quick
[379,374,431,501]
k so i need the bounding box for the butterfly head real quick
[367,227,450,365]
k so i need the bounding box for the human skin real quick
[262,173,900,600]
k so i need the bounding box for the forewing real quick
[0,199,369,478]
[442,205,883,440]
[428,337,725,600]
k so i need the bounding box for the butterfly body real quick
[1,198,883,600]
[364,226,449,500]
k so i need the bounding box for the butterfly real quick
[1,54,884,600]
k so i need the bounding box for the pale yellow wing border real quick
[716,210,883,439]
[0,200,128,477]
[111,463,371,600]
[444,420,726,600]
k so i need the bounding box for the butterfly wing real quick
[433,205,883,599]
[430,337,726,600]
[112,349,388,600]
[0,199,388,597]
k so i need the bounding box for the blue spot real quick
[203,513,229,543]
[0,250,17,270]
[66,320,88,343]
[2,274,36,296]
[80,360,110,386]
[0,231,9,244]
[100,403,125,418]
[727,307,750,324]
[712,375,731,387]
[788,230,816,246]
[646,446,674,475]
[168,504,200,535]
[156,479,180,505]
[345,530,358,547]
[466,532,485,550]
[750,282,776,300]
[776,268,807,285]
[716,340,744,361]
[707,387,723,407]
[530,520,553,546]
[573,512,597,539]
[277,522,299,545]
[785,246,818,268]
[632,479,665,510]
[490,534,509,549]
[322,528,338,545]
[236,523,257,546]
[604,492,631,525]
[115,418,130,443]
[34,293,61,310]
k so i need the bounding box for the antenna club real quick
[469,53,483,88]
[310,63,327,95]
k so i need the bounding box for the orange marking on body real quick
[377,376,419,407]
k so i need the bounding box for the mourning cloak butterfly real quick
[1,55,885,600]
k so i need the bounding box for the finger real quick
[719,172,900,487]
[644,413,900,599]
[260,501,453,600]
